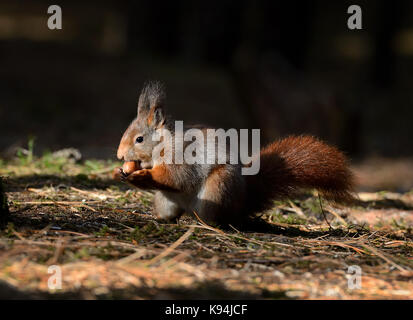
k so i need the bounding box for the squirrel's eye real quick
[135,136,144,143]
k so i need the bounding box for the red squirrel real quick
[113,82,354,226]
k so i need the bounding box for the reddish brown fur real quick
[204,165,227,202]
[150,164,179,191]
[245,135,354,215]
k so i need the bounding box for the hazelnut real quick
[122,161,137,175]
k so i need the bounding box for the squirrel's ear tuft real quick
[137,81,166,121]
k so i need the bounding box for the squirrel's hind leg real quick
[194,165,246,226]
[153,191,184,221]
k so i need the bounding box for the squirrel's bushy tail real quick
[246,135,354,214]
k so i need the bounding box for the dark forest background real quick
[1,0,413,160]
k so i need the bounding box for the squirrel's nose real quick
[117,146,127,160]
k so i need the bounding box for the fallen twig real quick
[145,227,195,266]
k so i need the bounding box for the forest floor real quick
[0,152,412,299]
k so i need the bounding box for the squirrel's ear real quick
[147,105,165,128]
[137,81,166,123]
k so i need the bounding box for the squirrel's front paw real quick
[126,169,152,187]
[112,167,127,180]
